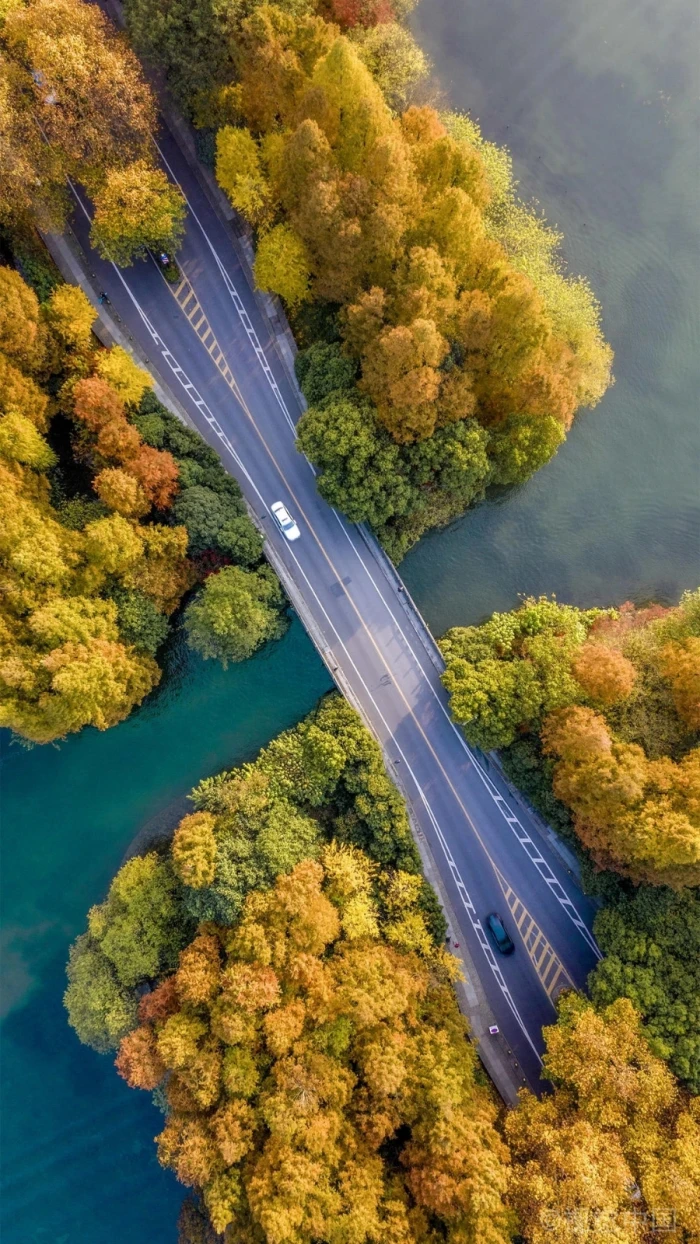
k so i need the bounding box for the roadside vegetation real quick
[0,0,186,263]
[442,590,700,1098]
[115,0,613,559]
[65,693,700,1242]
[0,265,286,743]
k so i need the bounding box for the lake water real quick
[405,0,700,632]
[0,625,331,1242]
[2,0,698,1238]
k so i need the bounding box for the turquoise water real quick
[2,0,699,1237]
[0,623,331,1242]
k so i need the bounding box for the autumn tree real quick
[91,162,187,266]
[659,637,700,731]
[172,812,218,889]
[542,705,700,887]
[506,994,700,1244]
[572,641,637,706]
[0,265,45,371]
[45,283,96,353]
[116,854,511,1242]
[3,0,156,207]
[0,270,202,744]
[254,223,311,306]
[216,126,271,227]
[95,348,152,406]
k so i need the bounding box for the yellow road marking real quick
[494,870,575,1003]
[165,267,582,1013]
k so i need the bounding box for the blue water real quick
[2,0,699,1237]
[0,623,331,1242]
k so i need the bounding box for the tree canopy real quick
[184,565,286,666]
[589,885,700,1093]
[0,267,283,742]
[115,0,611,558]
[506,994,700,1244]
[441,592,700,889]
[120,854,511,1242]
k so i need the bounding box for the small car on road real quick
[485,911,515,955]
[271,500,300,541]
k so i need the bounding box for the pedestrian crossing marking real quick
[493,867,575,1004]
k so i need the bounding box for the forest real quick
[442,591,700,1097]
[64,694,700,1243]
[0,0,613,562]
[115,0,614,557]
[0,263,285,743]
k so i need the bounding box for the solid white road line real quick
[147,154,600,959]
[69,191,544,1059]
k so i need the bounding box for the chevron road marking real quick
[494,869,575,1003]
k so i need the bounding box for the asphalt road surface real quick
[68,122,601,1090]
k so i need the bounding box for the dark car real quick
[485,911,515,955]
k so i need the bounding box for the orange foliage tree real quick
[116,852,512,1242]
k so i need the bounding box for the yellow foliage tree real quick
[254,223,311,307]
[95,347,152,407]
[117,856,511,1242]
[506,995,700,1244]
[216,126,271,227]
[45,283,96,351]
[172,811,218,889]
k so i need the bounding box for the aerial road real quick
[66,120,601,1092]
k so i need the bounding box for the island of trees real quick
[65,693,700,1243]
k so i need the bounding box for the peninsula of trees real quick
[0,265,285,743]
[442,590,700,1095]
[119,0,614,557]
[65,693,700,1243]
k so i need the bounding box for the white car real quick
[270,500,300,541]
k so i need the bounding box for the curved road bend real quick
[68,123,601,1089]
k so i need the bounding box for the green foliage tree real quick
[86,853,184,988]
[64,934,139,1053]
[488,412,566,485]
[589,885,700,1092]
[352,22,429,111]
[64,852,189,1051]
[297,392,414,525]
[184,565,286,666]
[111,587,170,655]
[294,341,357,405]
[440,596,599,750]
[172,485,249,557]
[90,162,187,266]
